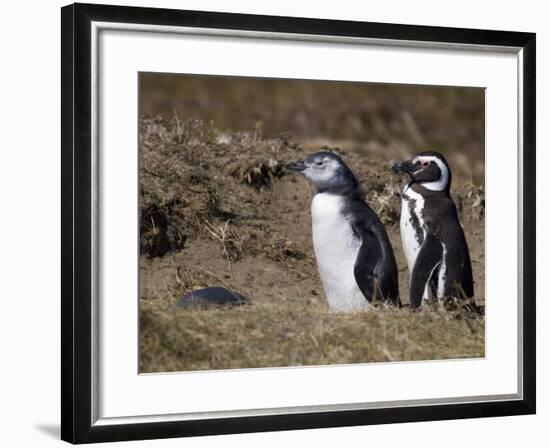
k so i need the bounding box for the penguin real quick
[287,151,400,311]
[392,151,474,308]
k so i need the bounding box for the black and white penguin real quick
[392,151,474,308]
[287,151,400,311]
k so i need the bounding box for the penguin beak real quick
[392,160,415,175]
[286,160,306,172]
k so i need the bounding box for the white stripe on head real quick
[412,155,450,191]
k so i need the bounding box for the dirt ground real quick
[138,116,485,373]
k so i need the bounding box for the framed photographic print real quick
[61,2,536,444]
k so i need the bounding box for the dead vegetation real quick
[139,115,485,373]
[140,293,484,373]
[203,219,245,264]
[139,116,296,258]
[227,157,285,189]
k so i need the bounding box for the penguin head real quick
[392,151,451,192]
[286,151,358,193]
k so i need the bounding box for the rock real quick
[177,287,250,309]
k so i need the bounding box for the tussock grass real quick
[140,296,484,372]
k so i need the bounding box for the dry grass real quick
[227,157,285,189]
[140,294,484,372]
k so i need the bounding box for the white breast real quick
[311,193,370,312]
[400,187,441,300]
[400,186,425,275]
[436,242,447,298]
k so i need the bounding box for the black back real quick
[342,192,400,306]
[410,183,474,305]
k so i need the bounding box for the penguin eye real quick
[315,160,325,166]
[421,161,430,168]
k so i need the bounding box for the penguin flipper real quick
[352,225,383,303]
[410,233,443,308]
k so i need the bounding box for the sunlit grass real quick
[140,294,484,373]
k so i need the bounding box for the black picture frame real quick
[61,2,536,444]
